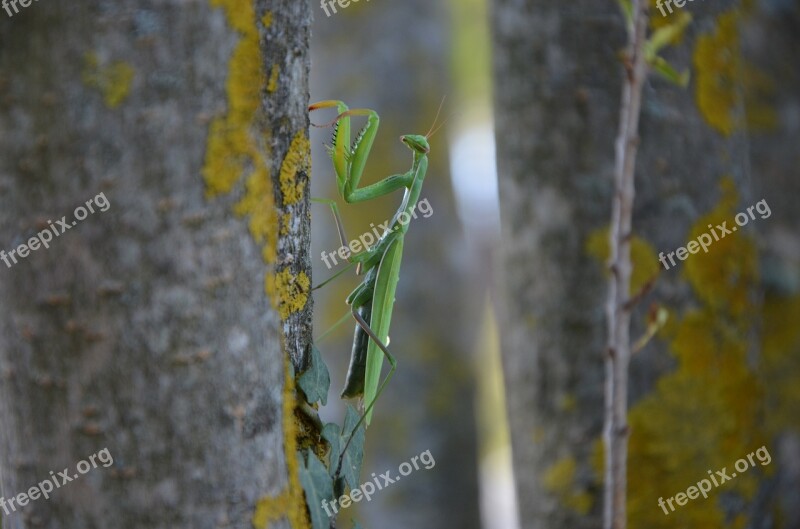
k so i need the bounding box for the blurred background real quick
[309,1,800,528]
[309,1,513,528]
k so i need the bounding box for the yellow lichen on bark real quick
[693,11,741,136]
[279,133,311,207]
[280,213,292,237]
[683,178,757,317]
[585,179,784,527]
[204,3,310,528]
[542,455,593,515]
[273,111,311,321]
[276,269,310,320]
[586,228,661,293]
[234,163,279,266]
[202,0,265,197]
[252,360,311,529]
[268,64,280,93]
[203,0,279,297]
[693,7,776,136]
[626,179,766,528]
[82,52,134,108]
[762,292,800,437]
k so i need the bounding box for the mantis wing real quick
[363,236,404,425]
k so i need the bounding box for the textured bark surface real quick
[740,3,800,527]
[492,0,800,528]
[491,2,624,526]
[0,1,311,528]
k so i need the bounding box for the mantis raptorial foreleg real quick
[309,100,415,203]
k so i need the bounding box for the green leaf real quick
[649,55,690,87]
[633,306,669,354]
[321,422,346,498]
[322,422,341,469]
[298,344,330,406]
[616,0,633,31]
[322,406,365,492]
[339,406,366,490]
[297,450,335,529]
[645,12,692,58]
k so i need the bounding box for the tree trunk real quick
[492,0,800,528]
[491,1,624,526]
[0,1,313,528]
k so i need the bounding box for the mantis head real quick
[400,134,430,154]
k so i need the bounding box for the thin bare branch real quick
[603,1,649,528]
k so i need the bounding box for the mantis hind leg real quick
[340,305,371,399]
[311,195,359,291]
[312,197,348,251]
[334,305,397,480]
[314,308,353,344]
[310,195,386,284]
[312,261,357,292]
[350,306,397,426]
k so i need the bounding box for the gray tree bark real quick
[492,0,800,528]
[0,1,313,528]
[491,2,623,526]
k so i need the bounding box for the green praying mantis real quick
[309,98,444,478]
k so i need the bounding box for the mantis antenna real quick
[425,96,448,139]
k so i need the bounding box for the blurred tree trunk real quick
[491,2,621,526]
[0,1,313,528]
[741,3,800,527]
[310,2,481,528]
[492,0,800,528]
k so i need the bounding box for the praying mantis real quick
[309,99,443,477]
